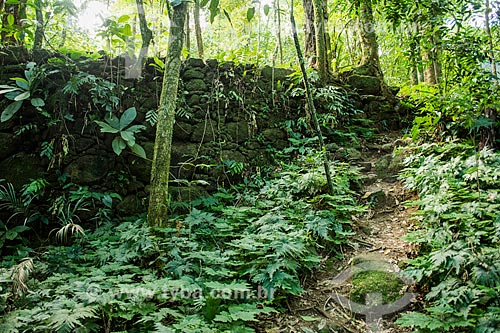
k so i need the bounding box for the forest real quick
[0,0,499,332]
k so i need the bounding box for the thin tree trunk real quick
[312,0,329,83]
[423,48,437,84]
[194,0,204,58]
[422,23,439,85]
[432,32,442,83]
[410,65,419,85]
[33,0,43,50]
[185,5,190,58]
[148,2,187,227]
[408,31,419,85]
[275,0,283,63]
[131,0,153,78]
[290,0,334,196]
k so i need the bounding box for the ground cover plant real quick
[0,150,364,332]
[396,142,500,332]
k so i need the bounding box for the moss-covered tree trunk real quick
[33,0,44,50]
[147,2,187,227]
[194,0,204,58]
[358,0,380,73]
[185,6,190,58]
[312,0,329,83]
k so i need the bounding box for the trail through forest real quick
[260,132,418,333]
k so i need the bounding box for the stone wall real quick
[0,49,301,215]
[0,48,401,217]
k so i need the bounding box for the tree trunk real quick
[423,48,437,85]
[290,0,334,195]
[185,5,190,58]
[358,0,380,72]
[130,0,153,78]
[194,0,204,59]
[312,0,329,83]
[408,31,420,85]
[302,0,316,63]
[480,108,497,149]
[274,0,283,64]
[33,0,43,50]
[422,23,440,85]
[147,2,187,227]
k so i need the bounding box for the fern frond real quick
[55,223,85,244]
[11,257,33,296]
[48,303,97,332]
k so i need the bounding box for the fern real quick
[146,109,158,126]
[47,301,98,332]
[397,142,500,332]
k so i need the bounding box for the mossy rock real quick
[0,152,45,189]
[260,65,293,80]
[185,79,207,92]
[347,74,381,95]
[183,68,205,80]
[350,270,404,305]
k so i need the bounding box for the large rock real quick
[261,65,293,81]
[185,79,207,92]
[169,186,209,203]
[0,152,45,189]
[65,154,113,183]
[262,128,286,142]
[347,75,381,96]
[183,68,205,80]
[171,142,199,166]
[220,150,245,163]
[185,58,205,68]
[128,142,154,183]
[226,122,250,143]
[191,120,217,142]
[116,194,145,216]
[173,122,193,141]
[0,133,17,160]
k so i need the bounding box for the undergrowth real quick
[0,151,364,333]
[396,142,500,333]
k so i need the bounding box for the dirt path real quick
[261,133,418,333]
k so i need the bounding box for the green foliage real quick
[0,62,51,122]
[146,109,158,126]
[0,180,38,225]
[0,150,364,332]
[396,142,500,332]
[286,70,365,145]
[94,107,147,158]
[402,69,500,142]
[97,15,134,51]
[63,72,121,114]
[0,221,30,254]
[222,159,244,176]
